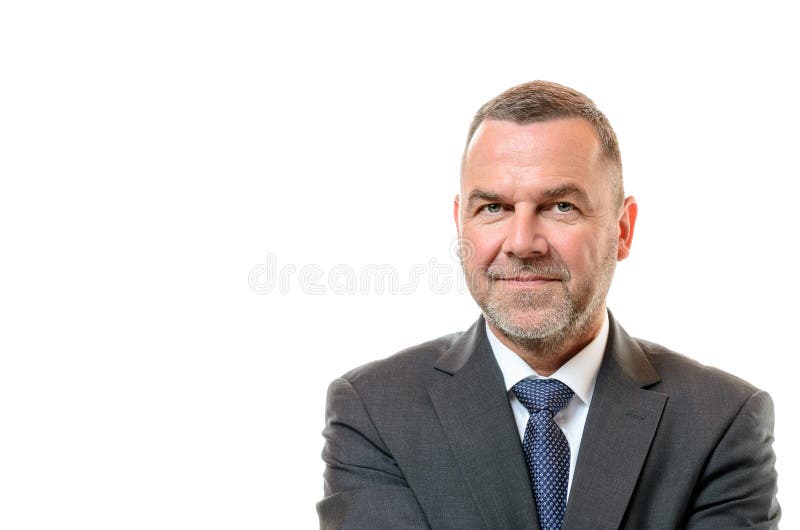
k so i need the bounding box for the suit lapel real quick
[428,316,540,530]
[563,314,667,530]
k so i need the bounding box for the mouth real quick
[492,276,561,289]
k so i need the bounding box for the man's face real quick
[455,118,636,348]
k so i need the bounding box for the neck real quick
[487,309,605,376]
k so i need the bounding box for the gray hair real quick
[463,80,623,205]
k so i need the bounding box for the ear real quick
[453,194,461,235]
[616,196,638,261]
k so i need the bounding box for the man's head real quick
[455,81,637,362]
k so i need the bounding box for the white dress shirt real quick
[485,313,608,496]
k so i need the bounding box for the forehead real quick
[462,118,606,194]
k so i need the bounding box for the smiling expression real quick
[455,117,636,354]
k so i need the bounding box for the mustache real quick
[485,262,571,281]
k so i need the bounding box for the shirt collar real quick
[485,311,609,405]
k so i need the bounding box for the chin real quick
[488,307,571,341]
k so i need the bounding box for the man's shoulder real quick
[340,329,464,388]
[633,336,763,408]
[329,329,472,413]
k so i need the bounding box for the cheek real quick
[550,230,604,272]
[461,225,504,267]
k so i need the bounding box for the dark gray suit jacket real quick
[318,314,780,529]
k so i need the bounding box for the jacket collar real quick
[429,311,666,529]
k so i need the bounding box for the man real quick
[317,81,780,529]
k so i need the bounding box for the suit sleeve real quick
[316,377,430,529]
[685,390,781,529]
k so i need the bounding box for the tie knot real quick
[512,378,574,416]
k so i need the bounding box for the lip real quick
[501,276,557,281]
[494,277,559,288]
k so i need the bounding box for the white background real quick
[2,1,797,528]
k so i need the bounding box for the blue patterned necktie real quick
[511,378,574,530]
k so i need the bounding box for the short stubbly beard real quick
[480,279,606,357]
[464,237,617,358]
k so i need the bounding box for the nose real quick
[501,208,549,259]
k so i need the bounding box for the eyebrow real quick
[539,184,590,202]
[465,189,504,207]
[465,184,590,208]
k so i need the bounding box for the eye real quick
[555,202,574,213]
[483,203,502,214]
